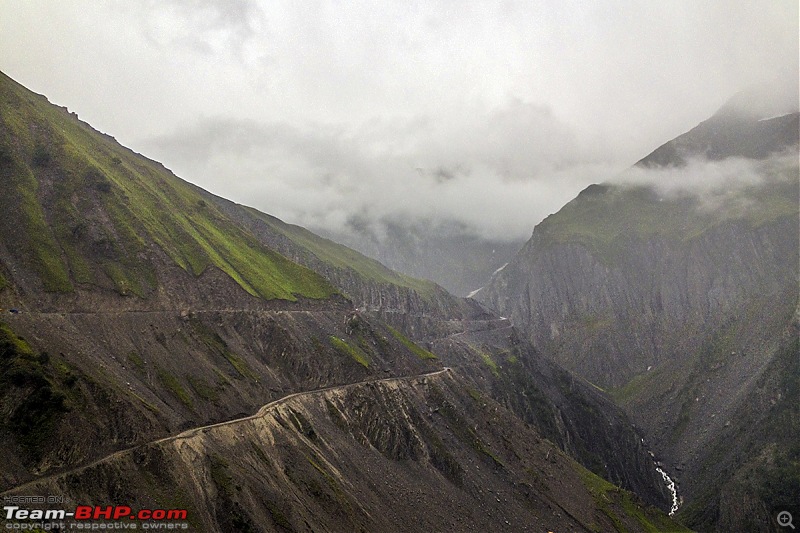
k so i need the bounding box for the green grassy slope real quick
[536,169,798,265]
[535,109,798,262]
[240,206,441,297]
[0,71,334,300]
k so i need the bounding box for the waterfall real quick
[655,466,680,515]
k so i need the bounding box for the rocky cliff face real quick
[478,100,799,530]
[482,210,797,388]
[5,370,682,533]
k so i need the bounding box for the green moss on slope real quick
[330,336,370,368]
[479,351,499,376]
[386,325,437,360]
[0,139,73,292]
[0,71,335,301]
[538,177,798,265]
[242,206,440,299]
[156,367,193,409]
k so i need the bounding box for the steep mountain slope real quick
[639,87,798,167]
[478,93,799,531]
[0,72,337,305]
[0,71,680,531]
[5,370,685,533]
[205,189,672,510]
[206,193,475,319]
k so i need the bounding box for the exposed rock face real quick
[481,214,798,387]
[5,371,681,533]
[477,100,800,531]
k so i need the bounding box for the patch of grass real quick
[127,352,145,371]
[577,464,629,532]
[577,461,618,496]
[480,351,499,377]
[191,320,257,380]
[610,370,655,405]
[467,388,482,402]
[386,325,438,360]
[0,273,7,290]
[620,493,688,533]
[102,261,145,297]
[538,176,799,266]
[18,166,73,292]
[188,375,220,402]
[244,206,440,300]
[0,113,72,293]
[330,336,370,368]
[224,351,258,380]
[156,367,193,408]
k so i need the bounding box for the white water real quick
[466,287,484,298]
[656,466,680,515]
[492,262,509,276]
[758,112,793,122]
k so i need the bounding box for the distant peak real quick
[713,80,799,122]
[636,80,799,168]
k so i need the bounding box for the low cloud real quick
[143,100,619,242]
[612,151,799,212]
[4,1,796,249]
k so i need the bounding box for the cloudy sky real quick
[1,1,797,241]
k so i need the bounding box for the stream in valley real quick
[655,465,680,515]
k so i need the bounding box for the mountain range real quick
[1,69,796,532]
[0,71,683,532]
[478,89,799,532]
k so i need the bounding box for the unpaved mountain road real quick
[1,368,451,496]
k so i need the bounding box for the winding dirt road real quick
[2,367,451,496]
